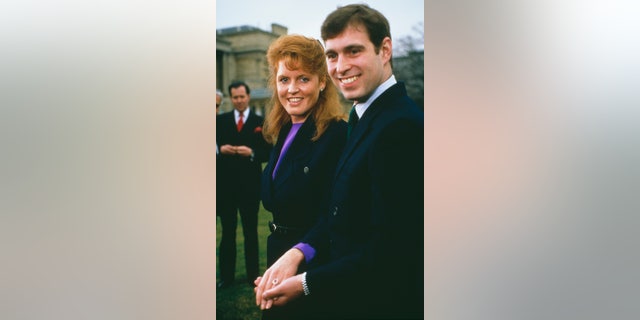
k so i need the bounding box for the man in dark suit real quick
[255,4,424,319]
[217,81,271,289]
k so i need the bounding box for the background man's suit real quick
[217,109,271,284]
[301,82,424,319]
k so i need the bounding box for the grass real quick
[216,204,271,320]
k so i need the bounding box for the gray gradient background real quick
[1,0,639,319]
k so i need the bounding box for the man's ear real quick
[380,36,392,63]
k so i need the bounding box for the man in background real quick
[217,81,271,289]
[216,89,223,114]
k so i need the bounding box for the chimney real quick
[271,23,288,37]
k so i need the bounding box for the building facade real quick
[216,24,288,115]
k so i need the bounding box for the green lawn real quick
[216,204,271,320]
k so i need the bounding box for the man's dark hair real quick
[228,81,250,96]
[321,4,391,55]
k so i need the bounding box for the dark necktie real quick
[237,113,244,132]
[347,106,359,138]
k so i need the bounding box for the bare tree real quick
[393,22,424,109]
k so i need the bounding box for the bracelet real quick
[301,272,310,296]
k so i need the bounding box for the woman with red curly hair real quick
[256,34,347,319]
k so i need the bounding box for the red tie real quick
[237,113,244,132]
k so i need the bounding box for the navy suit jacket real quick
[301,83,424,319]
[217,109,271,199]
[261,119,347,230]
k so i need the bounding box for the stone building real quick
[216,23,289,115]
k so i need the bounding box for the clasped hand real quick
[253,249,305,310]
[220,144,252,157]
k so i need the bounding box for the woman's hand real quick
[254,249,305,309]
[260,274,305,309]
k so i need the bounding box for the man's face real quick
[324,25,391,102]
[230,86,250,112]
[216,94,222,114]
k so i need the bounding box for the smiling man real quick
[255,4,424,319]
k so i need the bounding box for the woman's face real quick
[276,60,325,123]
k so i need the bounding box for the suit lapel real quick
[229,111,239,132]
[267,123,289,183]
[240,111,252,133]
[333,83,403,178]
[272,119,315,188]
[333,112,375,179]
[262,126,282,197]
[218,111,238,144]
